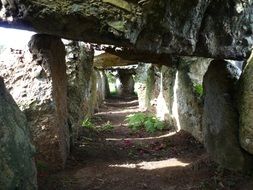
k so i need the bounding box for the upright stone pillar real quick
[203,60,251,171]
[176,57,210,142]
[118,69,135,96]
[0,77,37,189]
[135,63,155,111]
[101,70,110,98]
[28,34,69,170]
[66,42,94,142]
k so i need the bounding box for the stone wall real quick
[135,63,155,111]
[0,37,108,173]
[28,34,69,170]
[238,52,253,155]
[0,34,70,170]
[118,69,135,96]
[66,42,94,143]
[203,60,252,171]
[135,58,208,136]
[0,77,37,189]
[176,57,211,141]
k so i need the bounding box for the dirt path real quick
[38,96,251,190]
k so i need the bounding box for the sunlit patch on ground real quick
[109,158,190,170]
[106,131,177,141]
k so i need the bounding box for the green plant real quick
[106,72,116,83]
[125,113,165,133]
[194,84,203,97]
[81,118,94,129]
[125,113,146,131]
[100,121,114,131]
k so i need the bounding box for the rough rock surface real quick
[0,34,70,170]
[203,60,251,171]
[160,65,177,116]
[0,77,37,190]
[101,70,110,98]
[66,41,94,142]
[238,52,253,155]
[118,69,135,96]
[177,57,211,142]
[82,68,107,118]
[1,0,252,60]
[155,65,176,125]
[27,34,69,170]
[135,63,176,126]
[135,63,154,111]
[94,53,136,68]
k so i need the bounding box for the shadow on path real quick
[38,97,251,190]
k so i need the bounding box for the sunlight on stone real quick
[109,158,189,170]
[235,2,244,14]
[156,71,169,121]
[106,131,177,141]
[172,71,181,132]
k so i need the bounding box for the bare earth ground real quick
[38,96,253,190]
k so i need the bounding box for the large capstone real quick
[1,0,252,60]
[202,60,251,171]
[0,77,37,190]
[238,53,253,155]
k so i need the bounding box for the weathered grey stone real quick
[1,0,252,60]
[27,34,69,170]
[66,42,94,142]
[0,77,37,190]
[177,57,211,142]
[135,63,155,111]
[96,70,106,105]
[238,52,253,155]
[135,63,176,126]
[87,68,99,117]
[160,65,177,117]
[203,60,251,171]
[118,69,135,96]
[101,70,110,99]
[94,53,136,68]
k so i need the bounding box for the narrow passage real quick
[39,96,248,190]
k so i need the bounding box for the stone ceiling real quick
[0,0,253,62]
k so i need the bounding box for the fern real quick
[81,118,94,129]
[125,113,165,133]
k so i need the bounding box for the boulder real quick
[0,77,37,189]
[177,57,211,141]
[118,69,135,96]
[0,34,70,170]
[66,42,94,141]
[135,63,155,111]
[238,52,253,154]
[203,60,251,171]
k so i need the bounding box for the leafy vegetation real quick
[194,84,203,97]
[99,121,114,131]
[106,71,116,83]
[125,113,165,133]
[81,118,94,129]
